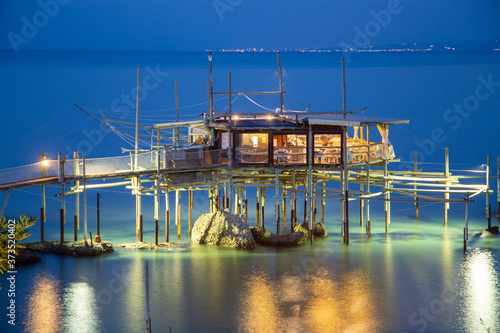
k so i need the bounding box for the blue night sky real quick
[1,0,499,52]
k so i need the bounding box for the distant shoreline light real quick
[214,48,498,53]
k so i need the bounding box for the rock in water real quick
[485,226,499,235]
[293,222,328,240]
[256,232,305,246]
[312,222,328,237]
[15,248,42,265]
[191,209,256,249]
[250,226,272,240]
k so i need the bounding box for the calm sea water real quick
[0,50,499,332]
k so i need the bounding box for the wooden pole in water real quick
[83,156,88,244]
[365,126,371,233]
[244,187,248,220]
[261,187,265,228]
[342,125,349,243]
[486,155,490,219]
[444,148,449,226]
[209,189,213,214]
[464,194,469,253]
[40,207,44,242]
[414,152,419,219]
[176,190,181,239]
[291,170,296,230]
[223,186,226,209]
[321,178,325,223]
[227,72,234,213]
[303,197,308,225]
[74,215,77,241]
[282,189,287,230]
[345,190,349,245]
[59,153,66,230]
[488,204,491,229]
[384,160,389,234]
[74,151,80,232]
[140,215,143,242]
[275,168,279,234]
[135,177,142,241]
[497,157,500,217]
[155,150,161,238]
[360,183,364,227]
[497,156,499,215]
[97,193,100,237]
[189,189,193,235]
[144,261,152,333]
[256,186,260,226]
[165,190,170,243]
[155,219,159,246]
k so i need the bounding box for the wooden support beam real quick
[365,126,371,234]
[135,177,142,241]
[292,170,296,230]
[155,219,159,246]
[275,169,279,234]
[165,190,170,243]
[60,209,64,244]
[189,189,193,235]
[360,183,364,227]
[256,186,260,227]
[282,189,287,230]
[140,215,143,242]
[486,155,490,218]
[414,152,419,220]
[97,193,100,237]
[497,156,500,216]
[321,178,325,223]
[176,190,181,239]
[74,215,77,241]
[445,148,449,226]
[74,151,80,231]
[261,187,265,228]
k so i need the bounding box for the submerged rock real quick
[312,222,328,237]
[293,222,328,240]
[25,240,114,256]
[15,248,42,265]
[257,232,306,247]
[485,226,499,235]
[191,209,256,249]
[250,226,272,240]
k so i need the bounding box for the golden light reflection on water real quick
[461,249,500,332]
[238,268,381,332]
[25,274,62,333]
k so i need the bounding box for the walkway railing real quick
[0,148,230,186]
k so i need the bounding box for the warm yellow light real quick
[42,160,49,166]
[233,115,239,120]
[267,115,273,120]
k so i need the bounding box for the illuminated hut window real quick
[235,133,269,164]
[272,134,307,164]
[313,134,341,164]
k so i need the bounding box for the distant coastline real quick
[215,39,500,53]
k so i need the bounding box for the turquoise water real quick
[0,51,499,332]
